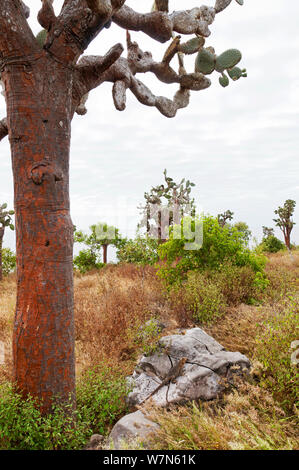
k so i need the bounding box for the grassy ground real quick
[0,252,298,449]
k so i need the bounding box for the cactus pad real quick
[227,66,247,80]
[219,74,229,87]
[215,49,242,72]
[179,37,205,55]
[36,29,47,47]
[195,48,215,75]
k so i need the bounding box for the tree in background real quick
[0,203,15,281]
[75,223,123,268]
[262,226,274,239]
[273,200,296,250]
[218,210,234,227]
[0,0,247,411]
[1,248,17,276]
[117,236,159,265]
[139,169,196,242]
[234,221,252,246]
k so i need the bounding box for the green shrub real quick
[157,215,266,286]
[76,365,128,435]
[183,272,226,324]
[0,365,128,450]
[117,236,159,265]
[73,249,104,274]
[169,271,226,325]
[255,296,299,412]
[0,384,88,450]
[260,236,285,253]
[1,248,16,276]
[210,262,268,305]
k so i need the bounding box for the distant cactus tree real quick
[75,223,123,264]
[218,210,234,227]
[139,169,196,242]
[0,203,15,281]
[262,226,275,239]
[273,200,296,249]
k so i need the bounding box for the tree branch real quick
[112,4,216,43]
[0,118,8,142]
[74,32,210,118]
[38,0,56,30]
[0,1,38,57]
[41,0,127,64]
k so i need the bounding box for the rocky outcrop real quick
[127,328,250,407]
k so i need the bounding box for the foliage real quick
[260,235,285,254]
[73,249,104,274]
[217,209,233,227]
[0,364,128,450]
[76,365,128,435]
[0,203,14,232]
[168,261,268,326]
[273,199,296,248]
[173,271,226,324]
[74,222,124,267]
[0,384,88,450]
[117,236,159,265]
[1,248,16,276]
[255,296,299,412]
[157,215,266,286]
[233,221,252,246]
[262,226,274,238]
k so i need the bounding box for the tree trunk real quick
[3,53,75,413]
[0,229,4,281]
[103,244,108,264]
[285,232,291,250]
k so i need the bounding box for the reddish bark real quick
[0,0,243,414]
[103,244,108,264]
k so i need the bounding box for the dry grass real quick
[0,251,298,450]
[145,381,298,450]
[74,264,171,376]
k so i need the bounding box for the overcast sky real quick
[1,0,298,256]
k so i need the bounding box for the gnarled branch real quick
[74,32,210,118]
[112,4,216,43]
[0,118,8,141]
[38,0,56,30]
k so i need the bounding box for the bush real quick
[0,365,128,450]
[255,296,299,412]
[210,262,268,305]
[0,384,88,450]
[260,236,285,254]
[117,236,159,265]
[76,365,128,434]
[1,248,16,276]
[157,215,266,286]
[179,271,226,324]
[73,249,104,274]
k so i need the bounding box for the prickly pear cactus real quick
[227,66,247,81]
[215,49,242,72]
[195,48,215,75]
[179,37,205,55]
[219,73,229,87]
[36,29,47,47]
